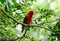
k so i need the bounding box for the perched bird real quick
[22,10,34,32]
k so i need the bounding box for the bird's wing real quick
[23,16,28,24]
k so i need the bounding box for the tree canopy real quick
[0,0,60,41]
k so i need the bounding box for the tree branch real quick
[0,8,60,36]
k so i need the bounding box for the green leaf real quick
[0,0,5,3]
[12,0,16,5]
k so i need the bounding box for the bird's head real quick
[27,10,34,16]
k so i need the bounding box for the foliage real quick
[0,0,60,41]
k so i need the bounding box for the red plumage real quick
[22,11,34,32]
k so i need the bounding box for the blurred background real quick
[0,0,60,41]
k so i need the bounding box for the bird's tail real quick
[21,25,24,32]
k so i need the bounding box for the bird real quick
[22,10,34,32]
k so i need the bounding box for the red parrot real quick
[22,10,34,32]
